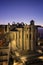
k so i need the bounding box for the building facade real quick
[9,20,38,51]
[0,20,42,65]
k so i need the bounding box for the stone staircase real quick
[0,46,10,65]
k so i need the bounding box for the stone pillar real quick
[30,20,35,51]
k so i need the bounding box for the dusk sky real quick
[0,0,43,25]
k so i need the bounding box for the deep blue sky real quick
[0,0,43,25]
